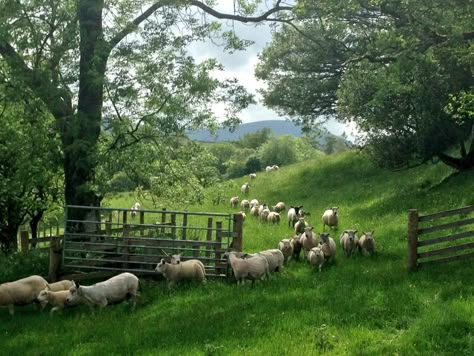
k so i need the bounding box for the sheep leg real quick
[50,306,61,315]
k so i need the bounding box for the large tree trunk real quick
[29,210,44,249]
[437,126,474,171]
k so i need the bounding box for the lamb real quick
[359,231,376,255]
[230,196,239,208]
[241,183,250,196]
[66,273,140,310]
[0,275,48,315]
[250,205,260,217]
[241,199,250,211]
[287,205,303,227]
[294,217,309,235]
[272,202,286,213]
[130,202,141,218]
[249,173,257,180]
[225,251,269,285]
[278,239,294,263]
[300,226,319,259]
[290,234,303,260]
[339,230,359,256]
[37,289,80,314]
[155,259,206,289]
[267,212,280,224]
[322,207,339,231]
[308,246,325,272]
[47,280,74,292]
[249,199,259,209]
[320,232,337,263]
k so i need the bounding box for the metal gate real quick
[62,205,243,278]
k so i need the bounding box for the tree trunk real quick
[437,151,474,170]
[29,210,44,249]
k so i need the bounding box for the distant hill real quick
[187,120,337,144]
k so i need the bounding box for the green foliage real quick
[236,128,272,149]
[259,135,298,167]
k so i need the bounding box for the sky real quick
[187,1,357,139]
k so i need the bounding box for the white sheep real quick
[250,205,260,217]
[258,203,268,215]
[37,289,80,314]
[230,196,239,208]
[322,207,339,231]
[249,199,259,209]
[290,234,303,260]
[249,173,257,180]
[259,207,271,222]
[320,232,337,263]
[130,202,141,218]
[359,231,376,255]
[241,199,250,211]
[226,251,269,285]
[0,275,48,315]
[47,280,74,292]
[253,249,284,274]
[241,183,250,196]
[267,211,280,224]
[265,166,273,172]
[294,217,309,235]
[287,205,303,227]
[272,165,280,171]
[239,211,247,222]
[272,202,286,213]
[308,246,325,272]
[300,226,319,259]
[339,230,359,256]
[155,259,206,289]
[278,239,294,263]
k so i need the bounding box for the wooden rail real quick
[408,205,474,271]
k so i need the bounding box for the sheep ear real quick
[74,280,80,288]
[343,230,347,234]
[45,284,51,291]
[362,231,366,235]
[371,230,375,235]
[354,230,358,234]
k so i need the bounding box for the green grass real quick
[3,151,474,355]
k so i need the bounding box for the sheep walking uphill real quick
[322,207,339,231]
[0,275,48,315]
[241,183,250,196]
[339,230,359,256]
[155,259,206,289]
[230,196,239,208]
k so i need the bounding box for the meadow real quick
[2,151,474,355]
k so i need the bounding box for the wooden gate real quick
[61,205,243,279]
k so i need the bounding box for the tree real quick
[0,0,293,228]
[256,0,474,170]
[237,128,273,149]
[259,135,298,167]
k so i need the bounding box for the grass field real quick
[2,151,474,355]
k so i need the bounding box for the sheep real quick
[258,203,268,215]
[47,280,74,292]
[339,230,359,256]
[230,196,239,208]
[278,239,294,263]
[259,207,271,222]
[272,165,280,171]
[250,205,260,217]
[130,202,141,218]
[287,205,304,227]
[294,217,309,235]
[272,202,286,213]
[308,246,325,272]
[290,234,303,260]
[359,231,376,255]
[239,211,247,222]
[37,289,80,314]
[249,173,257,180]
[322,207,339,231]
[0,275,48,315]
[267,211,280,224]
[225,251,269,285]
[243,249,284,274]
[241,183,250,196]
[241,199,250,211]
[249,199,259,209]
[320,232,337,263]
[300,226,319,259]
[265,166,273,172]
[155,259,206,289]
[66,273,140,310]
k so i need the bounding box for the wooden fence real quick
[408,205,474,271]
[57,205,243,281]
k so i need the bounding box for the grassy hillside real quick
[2,151,474,355]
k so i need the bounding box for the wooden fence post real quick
[408,209,419,272]
[171,213,176,239]
[206,217,213,258]
[161,208,167,235]
[48,236,62,282]
[122,224,130,269]
[20,230,29,255]
[215,221,223,275]
[140,211,145,237]
[230,213,243,252]
[106,211,112,235]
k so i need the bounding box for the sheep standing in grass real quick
[47,280,74,292]
[290,234,303,260]
[155,259,206,289]
[359,231,376,255]
[239,211,247,222]
[230,196,239,208]
[267,212,280,224]
[308,246,325,272]
[0,275,48,315]
[278,239,294,263]
[287,205,303,227]
[245,249,285,274]
[130,202,141,218]
[250,205,260,218]
[294,217,309,235]
[241,183,250,196]
[260,207,271,222]
[226,251,269,285]
[241,199,250,211]
[266,166,273,172]
[272,202,286,213]
[37,289,80,314]
[249,173,257,180]
[272,165,280,171]
[300,226,319,259]
[339,230,359,256]
[249,199,259,209]
[322,207,339,231]
[258,203,268,215]
[320,232,337,263]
